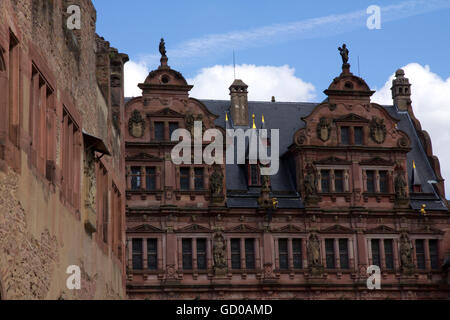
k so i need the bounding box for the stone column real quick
[302,239,308,269]
[288,238,294,270]
[192,238,198,272]
[380,239,386,269]
[335,239,340,269]
[425,239,431,271]
[393,238,400,271]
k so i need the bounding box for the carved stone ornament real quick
[84,150,96,209]
[210,165,224,197]
[304,163,318,197]
[307,233,322,268]
[128,110,145,138]
[394,171,408,200]
[317,117,331,142]
[185,113,205,136]
[370,117,387,144]
[399,232,415,274]
[213,233,227,275]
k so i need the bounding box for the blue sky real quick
[93,0,450,95]
[92,0,450,196]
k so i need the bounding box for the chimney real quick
[391,69,411,111]
[230,79,249,126]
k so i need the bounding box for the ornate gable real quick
[127,224,163,233]
[277,225,304,233]
[365,225,398,234]
[147,108,185,119]
[314,157,351,166]
[360,157,394,166]
[335,113,370,123]
[320,225,355,234]
[226,224,260,233]
[126,152,163,162]
[176,224,212,233]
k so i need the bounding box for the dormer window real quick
[249,164,261,186]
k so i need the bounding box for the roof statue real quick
[159,38,167,57]
[338,43,349,65]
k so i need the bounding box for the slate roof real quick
[201,100,448,211]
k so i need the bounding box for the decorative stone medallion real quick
[316,117,331,142]
[370,117,387,144]
[128,110,145,138]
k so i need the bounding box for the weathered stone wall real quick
[0,0,126,300]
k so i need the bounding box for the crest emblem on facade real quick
[317,118,331,142]
[128,110,145,138]
[370,117,386,144]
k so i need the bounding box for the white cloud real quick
[373,63,450,196]
[187,64,316,102]
[124,60,149,97]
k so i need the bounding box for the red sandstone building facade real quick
[124,42,450,300]
[0,0,449,301]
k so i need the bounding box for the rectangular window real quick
[335,170,344,193]
[197,239,207,270]
[169,122,179,139]
[278,239,289,270]
[325,239,335,269]
[366,170,376,193]
[154,122,165,141]
[245,239,255,270]
[321,170,331,193]
[384,239,394,270]
[379,171,388,193]
[231,239,241,270]
[250,165,259,185]
[354,127,363,145]
[339,239,349,269]
[145,167,156,191]
[194,168,204,190]
[102,184,108,244]
[293,239,303,269]
[341,127,350,145]
[8,32,19,147]
[180,167,190,191]
[147,239,158,270]
[132,239,143,270]
[371,239,381,267]
[130,167,141,190]
[429,240,439,270]
[62,108,80,208]
[415,239,426,270]
[182,239,193,270]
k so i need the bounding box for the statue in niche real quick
[338,44,349,65]
[210,165,224,197]
[304,163,318,197]
[307,233,322,267]
[400,233,415,273]
[395,171,408,199]
[213,233,227,275]
[84,150,96,209]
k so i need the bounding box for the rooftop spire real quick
[252,114,256,129]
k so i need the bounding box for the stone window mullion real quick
[288,238,294,270]
[425,239,431,271]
